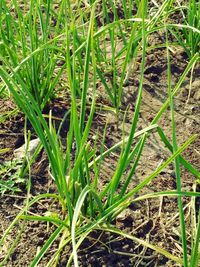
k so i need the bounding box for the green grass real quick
[170,0,200,59]
[0,0,200,266]
[0,0,66,109]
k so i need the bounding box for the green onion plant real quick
[171,0,200,59]
[0,0,66,109]
[0,0,200,266]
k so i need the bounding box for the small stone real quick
[194,90,200,101]
[106,112,118,124]
[191,80,200,100]
[14,138,40,159]
[116,209,131,222]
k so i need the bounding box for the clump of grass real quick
[170,0,200,59]
[0,0,66,109]
[165,0,200,104]
[0,1,200,266]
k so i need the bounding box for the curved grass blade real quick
[190,208,200,267]
[30,225,64,267]
[101,225,183,265]
[71,186,91,267]
[166,31,188,266]
[157,126,200,180]
[0,194,59,247]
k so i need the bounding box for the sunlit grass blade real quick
[80,1,97,133]
[101,225,183,265]
[71,185,104,267]
[152,52,199,124]
[0,193,59,247]
[132,190,200,202]
[71,186,91,267]
[157,126,200,180]
[166,28,188,266]
[30,225,64,267]
[107,0,147,205]
[190,209,200,267]
[88,124,158,169]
